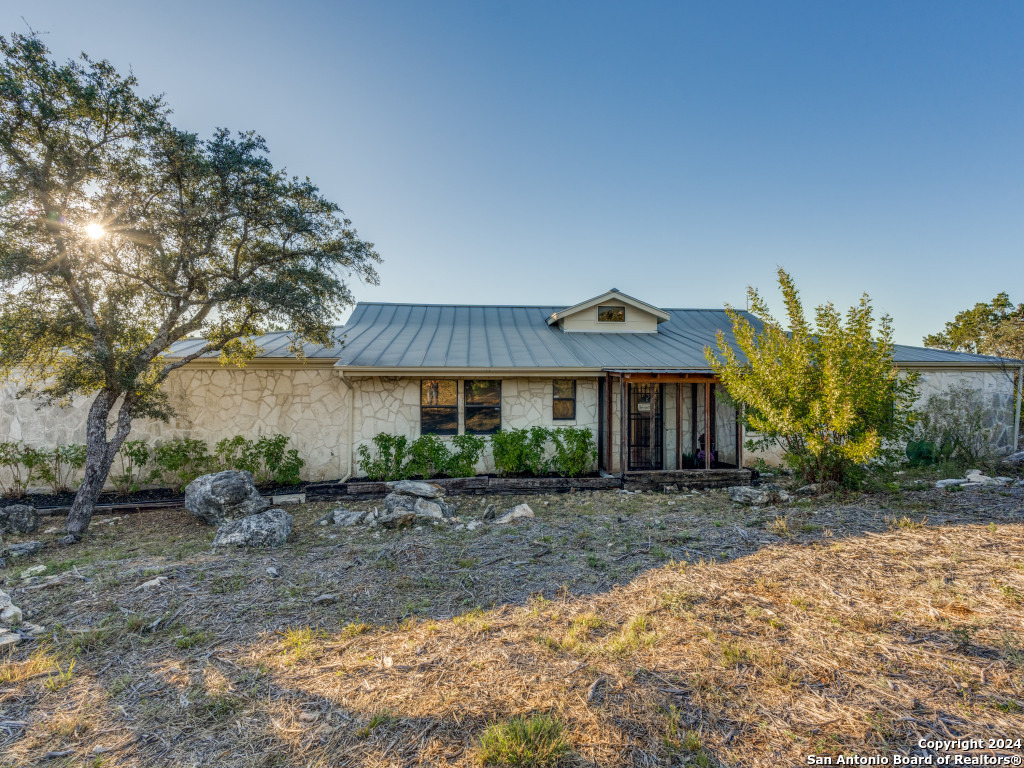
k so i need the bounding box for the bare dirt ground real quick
[1,479,1022,767]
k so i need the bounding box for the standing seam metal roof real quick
[166,302,1018,368]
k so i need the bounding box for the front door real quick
[628,383,663,470]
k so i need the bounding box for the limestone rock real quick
[5,541,42,558]
[20,565,46,579]
[483,504,497,520]
[386,480,445,499]
[185,470,269,526]
[318,508,369,526]
[729,485,790,506]
[494,504,534,525]
[0,590,23,626]
[213,508,292,548]
[935,478,967,488]
[998,450,1024,470]
[0,504,39,534]
[382,491,454,522]
[0,632,20,649]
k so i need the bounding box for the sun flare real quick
[84,222,105,240]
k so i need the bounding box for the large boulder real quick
[375,489,455,528]
[5,541,42,558]
[213,508,292,548]
[0,504,39,534]
[185,470,268,526]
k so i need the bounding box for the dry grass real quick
[0,482,1022,767]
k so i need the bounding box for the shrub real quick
[491,427,551,477]
[706,268,919,487]
[111,440,156,495]
[356,433,411,481]
[154,438,216,493]
[447,434,485,477]
[214,435,261,477]
[478,713,570,767]
[550,427,597,477]
[36,444,88,494]
[213,434,303,486]
[405,434,451,479]
[0,441,33,498]
[914,382,993,466]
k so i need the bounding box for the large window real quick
[421,379,458,435]
[553,379,576,420]
[465,380,501,434]
[598,305,625,322]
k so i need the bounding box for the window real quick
[465,380,501,434]
[553,379,576,420]
[421,379,457,435]
[598,305,625,322]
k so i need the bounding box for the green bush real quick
[405,434,451,479]
[112,440,156,495]
[36,444,88,494]
[212,434,303,486]
[154,438,216,493]
[448,434,486,477]
[0,441,34,498]
[550,427,597,477]
[357,433,411,481]
[491,427,551,477]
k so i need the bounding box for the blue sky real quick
[12,1,1024,345]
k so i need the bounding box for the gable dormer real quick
[546,289,670,333]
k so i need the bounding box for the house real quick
[1,290,1020,483]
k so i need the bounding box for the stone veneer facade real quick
[0,364,1019,489]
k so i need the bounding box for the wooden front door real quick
[627,383,663,470]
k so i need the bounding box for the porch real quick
[597,370,752,486]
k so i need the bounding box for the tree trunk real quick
[65,390,132,536]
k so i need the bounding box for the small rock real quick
[318,508,368,527]
[266,567,280,578]
[385,480,445,499]
[0,504,39,534]
[494,504,534,525]
[312,593,338,604]
[298,711,320,723]
[43,527,58,534]
[0,632,20,649]
[935,478,967,489]
[185,470,269,526]
[965,468,983,477]
[483,504,496,520]
[729,486,785,506]
[992,476,1015,485]
[5,541,42,558]
[57,534,78,547]
[20,622,45,636]
[0,590,23,626]
[134,576,168,591]
[998,450,1024,470]
[21,565,46,579]
[466,520,483,531]
[213,508,292,548]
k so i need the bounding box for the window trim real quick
[464,379,502,435]
[597,305,626,322]
[552,379,577,421]
[420,378,459,436]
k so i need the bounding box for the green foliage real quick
[914,383,993,465]
[491,427,552,477]
[357,432,485,480]
[36,444,88,494]
[153,438,216,493]
[0,441,34,498]
[448,434,486,477]
[549,427,597,477]
[357,433,411,481]
[706,268,919,486]
[478,713,571,767]
[111,440,154,495]
[404,434,450,479]
[924,292,1024,361]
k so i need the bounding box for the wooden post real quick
[619,377,627,475]
[690,383,698,468]
[675,382,682,470]
[703,383,711,470]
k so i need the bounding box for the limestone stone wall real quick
[0,366,349,487]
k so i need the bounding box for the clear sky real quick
[10,1,1024,345]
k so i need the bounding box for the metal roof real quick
[167,302,1018,369]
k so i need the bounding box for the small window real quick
[465,380,501,434]
[421,379,458,435]
[598,305,625,322]
[553,379,576,420]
